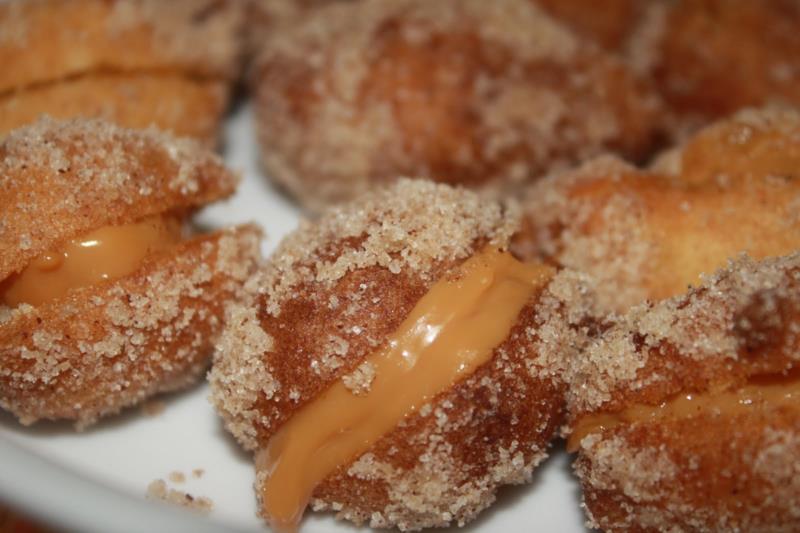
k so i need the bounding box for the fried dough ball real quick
[533,0,658,52]
[0,0,243,144]
[252,0,664,211]
[631,0,800,133]
[210,179,596,530]
[0,118,262,428]
[566,252,800,532]
[245,0,350,56]
[247,0,348,30]
[513,108,800,313]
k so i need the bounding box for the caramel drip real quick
[567,370,800,453]
[256,249,554,532]
[1,216,182,307]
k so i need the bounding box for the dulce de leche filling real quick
[567,369,800,453]
[1,215,183,307]
[256,249,554,532]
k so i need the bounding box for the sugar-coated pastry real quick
[630,0,800,134]
[513,108,800,313]
[0,118,262,428]
[0,0,243,144]
[245,0,349,56]
[533,0,658,52]
[251,0,664,211]
[247,0,347,30]
[566,252,800,532]
[210,179,597,531]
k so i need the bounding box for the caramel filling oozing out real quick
[567,370,800,453]
[1,216,182,307]
[256,249,554,532]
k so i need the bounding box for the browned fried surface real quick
[568,253,800,418]
[632,0,800,131]
[514,108,800,313]
[533,0,655,52]
[659,106,800,185]
[0,0,242,92]
[245,0,351,59]
[0,224,262,428]
[568,252,800,531]
[0,73,227,143]
[308,289,570,529]
[247,0,348,31]
[252,0,664,211]
[211,179,519,450]
[210,180,596,529]
[576,409,800,532]
[0,117,239,281]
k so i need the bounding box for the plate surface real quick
[0,105,588,533]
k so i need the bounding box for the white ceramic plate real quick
[0,104,588,533]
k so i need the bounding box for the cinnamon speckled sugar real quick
[210,179,602,530]
[0,0,243,142]
[0,117,262,428]
[514,107,800,314]
[252,0,664,210]
[628,0,800,136]
[568,252,800,532]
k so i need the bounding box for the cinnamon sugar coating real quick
[568,252,800,532]
[0,74,227,146]
[514,108,800,313]
[0,117,238,282]
[532,0,658,52]
[0,118,262,427]
[244,0,355,69]
[251,0,664,211]
[245,0,350,50]
[630,0,800,134]
[0,225,262,428]
[210,179,598,530]
[0,0,243,142]
[247,0,323,61]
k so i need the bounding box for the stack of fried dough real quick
[0,1,799,532]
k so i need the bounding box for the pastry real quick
[513,107,800,313]
[251,0,664,211]
[630,0,800,135]
[0,117,262,428]
[244,0,350,64]
[210,179,595,531]
[533,0,658,52]
[247,0,348,30]
[0,0,243,144]
[567,252,800,531]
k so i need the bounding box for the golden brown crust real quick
[245,0,349,49]
[308,292,567,530]
[568,252,800,418]
[244,0,353,68]
[210,180,597,529]
[0,73,228,143]
[0,224,262,428]
[533,0,655,52]
[576,410,800,533]
[631,0,800,131]
[248,0,345,24]
[514,108,800,313]
[0,0,243,92]
[211,179,519,449]
[252,0,665,211]
[568,253,800,531]
[657,106,800,185]
[0,117,239,281]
